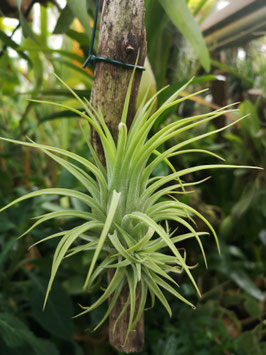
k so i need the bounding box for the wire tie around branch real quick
[82,0,145,71]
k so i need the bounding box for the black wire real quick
[83,0,145,71]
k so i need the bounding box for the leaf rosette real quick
[0,73,261,341]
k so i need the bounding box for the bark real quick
[89,0,147,352]
[90,0,146,155]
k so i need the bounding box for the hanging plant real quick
[0,73,260,343]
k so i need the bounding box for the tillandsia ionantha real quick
[0,72,261,343]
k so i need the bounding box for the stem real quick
[89,0,147,352]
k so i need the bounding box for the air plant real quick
[0,73,260,343]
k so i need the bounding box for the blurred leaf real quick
[158,0,210,71]
[58,168,77,189]
[0,313,59,355]
[0,69,19,83]
[73,343,84,355]
[26,39,43,90]
[144,0,169,87]
[53,5,74,34]
[15,0,35,40]
[29,275,74,340]
[210,243,265,301]
[66,29,90,46]
[137,57,157,109]
[70,196,88,212]
[32,339,59,355]
[0,313,28,348]
[0,214,16,233]
[153,75,216,130]
[152,160,169,177]
[0,30,19,49]
[244,298,262,318]
[239,100,260,138]
[232,185,257,219]
[68,0,91,36]
[237,331,262,355]
[63,275,84,295]
[230,269,264,302]
[20,47,83,63]
[211,59,253,85]
[224,132,243,146]
[32,88,90,98]
[38,109,82,124]
[0,30,30,62]
[228,246,246,260]
[219,215,234,239]
[51,59,93,84]
[162,335,179,355]
[0,238,16,272]
[259,230,266,246]
[158,75,216,106]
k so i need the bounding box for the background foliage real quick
[0,0,265,354]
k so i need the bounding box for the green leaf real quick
[0,214,16,232]
[66,29,90,46]
[19,210,93,239]
[0,313,29,348]
[67,0,91,36]
[0,238,16,272]
[29,275,74,340]
[75,269,124,318]
[0,188,102,217]
[158,0,210,71]
[20,47,83,62]
[44,220,102,308]
[38,109,82,124]
[142,270,172,316]
[127,212,201,296]
[162,335,179,355]
[230,269,265,302]
[83,190,121,289]
[0,137,107,202]
[0,30,19,50]
[53,5,74,34]
[0,313,59,355]
[16,0,36,40]
[109,231,139,263]
[93,276,124,331]
[244,298,262,318]
[0,30,30,62]
[211,59,253,85]
[239,100,260,138]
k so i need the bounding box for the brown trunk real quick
[89,0,147,352]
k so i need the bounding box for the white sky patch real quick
[2,18,19,32]
[32,2,64,49]
[216,74,226,81]
[58,0,66,8]
[217,0,230,10]
[261,44,266,53]
[238,48,246,60]
[205,94,213,103]
[2,19,21,58]
[32,3,41,35]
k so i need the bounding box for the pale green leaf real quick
[158,0,210,71]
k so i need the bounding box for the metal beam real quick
[201,0,266,51]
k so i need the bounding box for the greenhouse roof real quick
[201,0,266,51]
